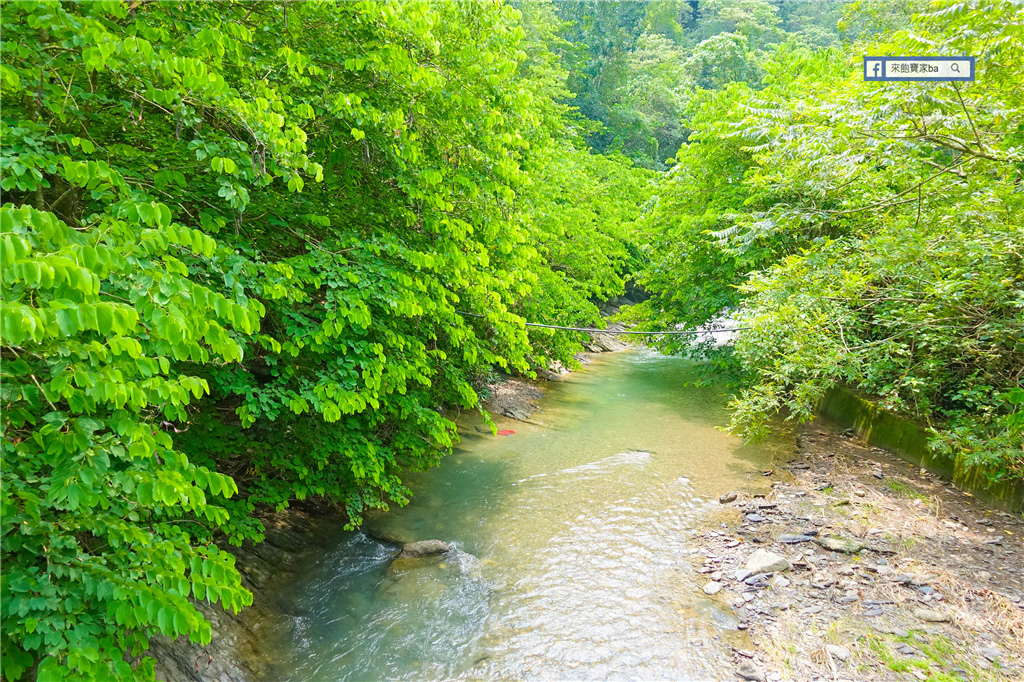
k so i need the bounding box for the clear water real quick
[265,351,794,681]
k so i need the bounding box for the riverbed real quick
[263,350,795,681]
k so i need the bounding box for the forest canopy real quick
[1,1,1021,680]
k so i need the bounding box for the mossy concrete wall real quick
[818,387,1024,513]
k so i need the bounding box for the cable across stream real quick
[456,311,749,336]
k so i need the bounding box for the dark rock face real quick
[150,509,336,682]
[398,539,451,559]
[149,601,256,682]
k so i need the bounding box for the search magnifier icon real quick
[951,63,961,73]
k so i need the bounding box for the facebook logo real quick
[864,56,975,82]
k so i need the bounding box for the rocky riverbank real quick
[686,419,1024,682]
[482,306,635,421]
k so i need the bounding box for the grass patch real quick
[859,629,989,681]
[885,478,929,501]
[887,532,918,551]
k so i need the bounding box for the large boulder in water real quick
[398,539,451,559]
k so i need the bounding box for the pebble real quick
[746,513,766,523]
[913,608,951,623]
[837,595,859,604]
[896,644,917,655]
[801,605,823,615]
[720,491,738,504]
[979,646,1000,662]
[777,534,815,544]
[826,644,850,661]
[735,662,766,682]
[863,607,883,616]
[917,586,935,595]
[703,581,723,595]
[772,575,791,588]
[815,536,865,553]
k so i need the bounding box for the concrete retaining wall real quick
[818,387,1024,513]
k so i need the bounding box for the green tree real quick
[631,0,1024,484]
[1,2,653,678]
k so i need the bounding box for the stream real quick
[263,350,795,681]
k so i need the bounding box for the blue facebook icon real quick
[865,59,885,80]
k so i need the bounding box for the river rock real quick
[744,549,791,576]
[979,647,1000,662]
[815,536,864,553]
[826,644,850,661]
[502,404,534,421]
[703,581,723,595]
[735,662,766,681]
[720,491,738,504]
[913,608,951,623]
[398,539,451,559]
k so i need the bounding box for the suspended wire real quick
[455,311,749,336]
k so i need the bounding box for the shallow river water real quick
[265,350,794,681]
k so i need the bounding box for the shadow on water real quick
[265,350,794,681]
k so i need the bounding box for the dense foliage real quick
[627,0,1024,483]
[552,0,846,169]
[3,1,1022,679]
[0,1,649,678]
